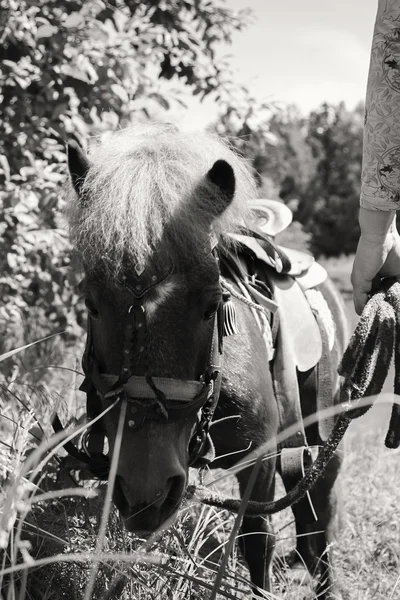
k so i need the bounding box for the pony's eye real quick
[204,302,220,320]
[85,297,99,318]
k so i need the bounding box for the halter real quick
[54,246,224,478]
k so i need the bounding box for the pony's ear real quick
[67,140,90,198]
[207,159,236,216]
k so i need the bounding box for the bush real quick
[298,103,363,257]
[0,0,251,375]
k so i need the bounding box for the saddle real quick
[224,199,335,523]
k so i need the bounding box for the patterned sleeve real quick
[361,0,400,210]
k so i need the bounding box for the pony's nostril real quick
[113,473,186,527]
[113,476,131,518]
[150,475,185,513]
[152,488,168,509]
[163,475,186,513]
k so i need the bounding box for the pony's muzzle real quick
[113,473,187,533]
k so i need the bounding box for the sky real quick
[171,0,378,129]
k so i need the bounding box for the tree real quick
[298,102,364,256]
[214,104,316,198]
[268,107,316,203]
[0,0,251,361]
[214,101,364,256]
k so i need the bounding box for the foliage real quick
[214,104,315,193]
[0,0,251,366]
[213,97,280,188]
[215,101,364,257]
[267,106,317,202]
[2,352,400,599]
[299,102,364,256]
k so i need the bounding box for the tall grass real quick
[1,257,400,599]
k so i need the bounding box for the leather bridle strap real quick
[52,247,224,476]
[93,372,205,402]
[92,369,216,422]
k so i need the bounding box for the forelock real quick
[64,122,256,278]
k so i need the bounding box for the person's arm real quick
[359,207,396,238]
[360,0,400,213]
[352,0,400,314]
[352,209,400,314]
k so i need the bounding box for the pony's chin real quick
[122,506,180,536]
[155,507,180,533]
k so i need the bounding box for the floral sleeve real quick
[361,0,400,210]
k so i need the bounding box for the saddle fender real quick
[267,269,322,373]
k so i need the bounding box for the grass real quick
[334,412,400,600]
[1,254,400,599]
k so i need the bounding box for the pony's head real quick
[65,123,256,533]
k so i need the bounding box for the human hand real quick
[351,209,400,315]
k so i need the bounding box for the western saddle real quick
[222,199,336,523]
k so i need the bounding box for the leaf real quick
[19,166,36,178]
[2,60,17,69]
[64,13,85,29]
[263,132,279,147]
[15,76,30,89]
[36,24,58,39]
[21,190,39,210]
[76,55,98,84]
[42,169,64,183]
[60,64,91,83]
[110,84,129,103]
[0,155,10,182]
[0,332,66,363]
[149,92,170,110]
[6,253,19,270]
[14,211,36,226]
[25,229,70,251]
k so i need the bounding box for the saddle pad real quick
[267,269,322,372]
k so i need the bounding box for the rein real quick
[188,279,400,517]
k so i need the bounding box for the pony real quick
[65,122,348,599]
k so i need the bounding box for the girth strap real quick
[314,309,335,440]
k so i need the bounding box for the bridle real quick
[53,246,225,478]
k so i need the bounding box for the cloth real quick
[361,0,400,211]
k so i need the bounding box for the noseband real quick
[53,248,224,478]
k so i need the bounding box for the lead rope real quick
[188,279,400,517]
